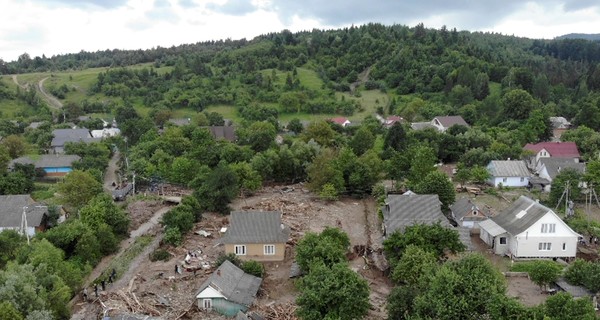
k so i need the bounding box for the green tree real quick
[349,127,375,156]
[240,121,276,152]
[470,165,491,185]
[287,118,304,134]
[1,135,27,159]
[0,230,25,269]
[302,121,339,147]
[193,163,239,214]
[0,301,23,320]
[295,228,349,273]
[453,163,471,188]
[384,122,408,152]
[162,206,195,234]
[307,149,344,195]
[241,260,264,277]
[296,262,370,320]
[79,193,130,236]
[383,223,465,264]
[413,171,456,211]
[387,286,418,320]
[500,89,537,121]
[549,168,583,210]
[57,170,103,209]
[391,245,437,286]
[230,161,262,197]
[528,260,563,292]
[408,146,437,184]
[0,263,46,318]
[543,292,596,320]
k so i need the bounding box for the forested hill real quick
[556,33,600,41]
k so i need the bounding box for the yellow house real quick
[222,211,290,262]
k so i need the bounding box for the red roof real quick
[387,116,403,122]
[523,142,580,158]
[330,117,350,125]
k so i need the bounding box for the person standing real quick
[82,288,88,302]
[101,279,106,291]
[94,284,98,298]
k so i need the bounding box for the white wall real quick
[489,176,529,187]
[0,226,35,237]
[510,212,578,258]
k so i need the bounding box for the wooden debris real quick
[255,302,298,320]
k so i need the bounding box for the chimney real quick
[217,270,221,276]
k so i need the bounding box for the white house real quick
[0,195,49,237]
[450,197,488,229]
[330,117,351,127]
[487,160,532,187]
[535,158,586,192]
[479,196,580,259]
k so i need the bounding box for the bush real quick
[319,183,339,201]
[150,249,172,262]
[215,253,241,267]
[241,260,264,277]
[163,227,182,246]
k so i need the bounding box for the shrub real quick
[215,253,241,267]
[163,227,182,246]
[241,260,264,277]
[150,249,172,262]
[319,183,339,201]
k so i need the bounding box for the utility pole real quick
[21,206,30,245]
[132,171,136,195]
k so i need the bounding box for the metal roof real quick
[450,197,485,221]
[10,155,81,169]
[382,194,451,234]
[222,211,290,244]
[524,142,580,158]
[488,160,531,177]
[433,115,469,128]
[491,196,551,236]
[555,278,593,298]
[0,195,47,228]
[196,260,262,306]
[539,158,585,180]
[51,128,100,147]
[478,219,507,237]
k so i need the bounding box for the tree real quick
[240,121,276,152]
[543,292,596,320]
[413,171,456,211]
[0,231,25,269]
[387,286,418,320]
[193,163,239,214]
[79,194,130,236]
[500,89,537,121]
[383,223,465,263]
[349,127,375,156]
[162,205,195,234]
[241,260,264,277]
[528,260,563,292]
[384,122,408,152]
[549,168,583,210]
[0,263,46,318]
[453,164,471,188]
[295,228,349,273]
[307,149,344,195]
[391,245,437,286]
[296,262,370,320]
[0,301,23,320]
[1,135,27,159]
[302,121,339,147]
[408,146,437,184]
[470,165,491,185]
[287,118,304,134]
[229,162,262,197]
[57,170,103,209]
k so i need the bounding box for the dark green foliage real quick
[150,249,172,262]
[383,223,465,264]
[79,193,130,237]
[193,163,239,214]
[527,260,563,290]
[543,292,597,320]
[161,206,195,234]
[215,253,241,268]
[296,262,370,320]
[0,301,23,320]
[65,141,111,172]
[549,168,583,207]
[564,259,600,292]
[0,231,26,269]
[413,171,456,211]
[387,286,417,320]
[163,227,182,246]
[241,260,264,277]
[287,118,304,134]
[295,227,349,273]
[57,170,103,209]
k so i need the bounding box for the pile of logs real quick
[255,302,298,320]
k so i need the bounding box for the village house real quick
[549,116,571,140]
[10,154,81,178]
[534,158,586,192]
[479,196,580,259]
[51,128,100,153]
[523,141,580,167]
[487,160,532,187]
[329,117,351,127]
[383,115,404,128]
[202,126,237,142]
[196,260,262,317]
[0,195,49,237]
[221,211,290,262]
[450,197,488,229]
[381,194,451,236]
[431,115,469,132]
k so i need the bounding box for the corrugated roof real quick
[488,160,531,177]
[10,155,81,170]
[433,115,469,128]
[410,122,435,130]
[51,128,100,147]
[457,227,474,251]
[478,219,507,237]
[450,197,484,221]
[539,158,585,180]
[383,194,451,234]
[555,278,593,298]
[491,196,550,236]
[222,211,290,244]
[202,126,236,142]
[524,142,580,158]
[0,195,47,228]
[196,260,262,306]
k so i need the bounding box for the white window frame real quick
[264,244,275,255]
[541,223,556,233]
[203,299,212,310]
[234,245,247,255]
[538,242,552,251]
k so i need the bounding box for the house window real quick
[520,177,525,182]
[203,299,212,310]
[234,245,246,255]
[538,242,552,251]
[563,243,567,251]
[264,245,275,255]
[541,223,556,233]
[502,178,507,183]
[499,237,507,245]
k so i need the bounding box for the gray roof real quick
[51,128,99,147]
[168,118,191,126]
[410,122,435,131]
[196,260,262,306]
[0,195,48,228]
[491,196,553,236]
[488,160,531,177]
[10,155,81,169]
[539,158,585,180]
[478,219,507,237]
[450,197,486,221]
[203,126,236,142]
[223,211,289,244]
[433,116,469,128]
[457,227,474,251]
[555,278,593,298]
[382,194,451,234]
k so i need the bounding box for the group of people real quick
[82,268,117,302]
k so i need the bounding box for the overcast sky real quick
[1,0,599,62]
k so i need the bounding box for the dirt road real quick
[103,151,120,192]
[38,77,63,110]
[11,75,28,89]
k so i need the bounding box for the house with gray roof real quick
[479,196,580,258]
[10,155,81,177]
[221,211,290,261]
[202,126,237,142]
[535,158,586,192]
[431,115,469,132]
[382,194,451,237]
[196,260,262,317]
[0,195,49,237]
[450,197,488,229]
[487,160,532,187]
[51,128,100,153]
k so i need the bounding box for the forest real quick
[1,23,600,319]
